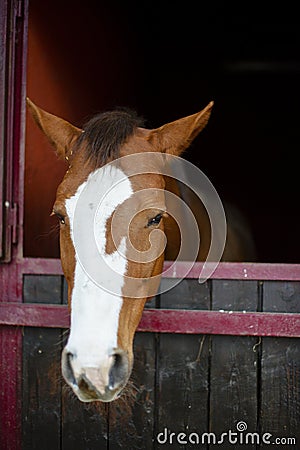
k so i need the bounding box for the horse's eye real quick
[147,213,163,227]
[53,211,65,225]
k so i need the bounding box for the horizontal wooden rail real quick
[1,302,300,337]
[19,258,300,280]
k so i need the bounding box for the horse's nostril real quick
[67,351,74,360]
[108,350,129,390]
[62,350,76,386]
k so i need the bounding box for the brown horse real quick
[27,98,255,403]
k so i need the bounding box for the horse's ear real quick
[149,101,214,156]
[26,97,82,160]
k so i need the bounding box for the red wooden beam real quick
[0,303,70,328]
[1,302,300,338]
[162,261,300,281]
[20,258,300,281]
[139,309,300,337]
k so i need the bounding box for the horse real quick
[26,98,255,403]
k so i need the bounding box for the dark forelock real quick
[76,108,145,166]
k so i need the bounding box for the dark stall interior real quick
[25,0,300,262]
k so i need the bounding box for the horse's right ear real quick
[26,98,82,160]
[148,101,214,156]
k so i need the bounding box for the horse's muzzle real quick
[61,348,130,402]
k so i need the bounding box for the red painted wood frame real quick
[1,262,300,450]
[2,259,300,337]
[0,2,300,450]
[2,268,300,449]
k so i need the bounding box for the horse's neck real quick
[164,161,257,263]
[164,175,211,262]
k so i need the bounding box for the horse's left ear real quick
[26,97,82,160]
[149,101,214,156]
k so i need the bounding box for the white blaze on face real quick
[65,165,133,377]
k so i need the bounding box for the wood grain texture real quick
[19,276,300,449]
[260,281,300,449]
[22,276,63,450]
[156,280,210,449]
[108,332,156,449]
[210,280,259,449]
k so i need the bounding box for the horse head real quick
[27,98,213,402]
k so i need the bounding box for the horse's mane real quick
[76,108,145,167]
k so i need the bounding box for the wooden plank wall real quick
[22,276,300,449]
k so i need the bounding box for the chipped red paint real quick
[19,258,300,280]
[163,261,300,281]
[0,1,28,448]
[1,302,300,338]
[139,309,300,337]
